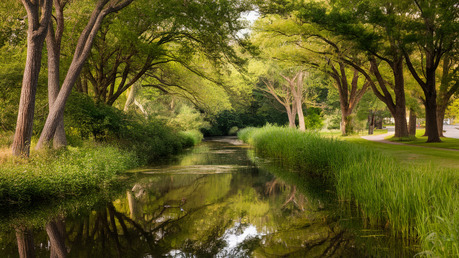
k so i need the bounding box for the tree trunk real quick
[409,108,416,136]
[340,109,352,136]
[287,102,297,128]
[296,100,305,131]
[392,59,409,138]
[368,110,375,135]
[12,0,53,156]
[424,91,441,142]
[12,41,43,156]
[46,16,67,149]
[16,227,35,258]
[36,0,134,149]
[437,105,446,137]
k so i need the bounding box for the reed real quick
[239,125,458,256]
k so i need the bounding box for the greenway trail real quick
[0,139,416,257]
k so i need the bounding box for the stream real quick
[0,137,417,257]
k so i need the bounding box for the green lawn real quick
[328,129,459,170]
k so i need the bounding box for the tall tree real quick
[252,5,369,135]
[35,0,134,150]
[262,76,297,128]
[12,0,53,157]
[45,0,67,148]
[282,71,309,131]
[79,0,250,106]
[297,1,410,138]
[401,0,458,142]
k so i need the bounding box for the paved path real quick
[361,125,459,151]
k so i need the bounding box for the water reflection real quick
[0,138,416,257]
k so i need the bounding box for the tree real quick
[252,5,369,135]
[401,0,458,142]
[35,0,134,150]
[281,71,310,131]
[79,0,250,106]
[262,76,297,128]
[297,1,411,138]
[12,0,53,157]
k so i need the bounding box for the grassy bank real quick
[238,126,458,257]
[0,129,203,209]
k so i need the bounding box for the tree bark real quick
[392,58,409,138]
[46,2,67,148]
[368,110,375,135]
[12,0,53,157]
[328,63,368,136]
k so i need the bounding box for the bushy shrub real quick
[64,93,201,163]
[179,130,203,148]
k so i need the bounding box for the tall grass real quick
[0,144,139,208]
[238,125,459,256]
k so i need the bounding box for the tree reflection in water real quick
[1,140,416,257]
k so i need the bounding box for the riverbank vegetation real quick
[238,126,458,257]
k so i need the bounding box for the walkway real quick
[361,125,459,151]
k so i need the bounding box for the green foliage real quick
[0,145,139,208]
[179,130,204,148]
[240,125,459,257]
[304,108,323,130]
[65,93,200,163]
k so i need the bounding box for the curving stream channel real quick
[0,138,417,257]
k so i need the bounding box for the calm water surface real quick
[0,138,417,257]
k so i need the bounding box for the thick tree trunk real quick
[340,109,352,136]
[12,40,43,157]
[392,59,409,138]
[409,108,416,136]
[12,0,52,156]
[16,227,35,258]
[35,0,134,150]
[376,116,383,129]
[437,106,446,137]
[287,103,297,128]
[425,92,441,142]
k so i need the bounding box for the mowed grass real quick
[239,125,459,257]
[339,128,459,170]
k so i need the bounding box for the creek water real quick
[0,138,417,257]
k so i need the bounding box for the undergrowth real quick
[0,144,139,208]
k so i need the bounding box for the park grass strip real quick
[238,125,458,257]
